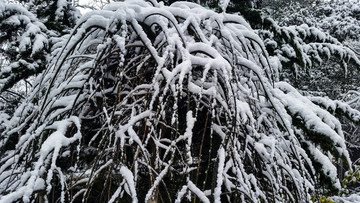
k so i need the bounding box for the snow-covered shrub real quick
[0,0,356,202]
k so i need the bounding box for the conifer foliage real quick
[0,0,80,93]
[0,0,359,202]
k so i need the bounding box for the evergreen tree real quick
[271,0,360,42]
[0,0,80,100]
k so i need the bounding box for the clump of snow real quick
[219,0,229,12]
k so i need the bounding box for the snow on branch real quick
[0,2,50,92]
[260,18,360,78]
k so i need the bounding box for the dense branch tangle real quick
[0,1,352,202]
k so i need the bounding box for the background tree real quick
[0,0,80,114]
[272,0,360,43]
